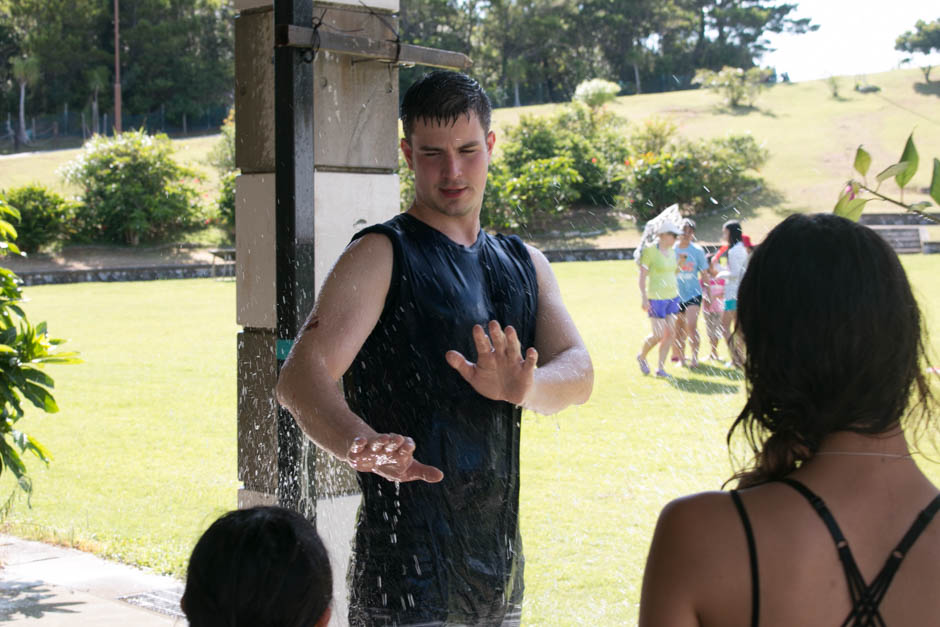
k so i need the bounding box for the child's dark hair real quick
[723,220,743,247]
[400,70,492,141]
[728,214,934,487]
[182,506,332,627]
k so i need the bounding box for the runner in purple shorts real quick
[637,220,682,377]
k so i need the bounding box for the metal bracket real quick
[274,23,472,70]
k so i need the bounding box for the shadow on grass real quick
[668,375,740,395]
[516,207,633,250]
[692,363,745,381]
[913,81,940,97]
[713,104,778,118]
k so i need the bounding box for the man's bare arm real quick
[275,233,442,483]
[521,245,593,414]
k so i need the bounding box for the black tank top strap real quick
[730,490,760,627]
[779,477,940,626]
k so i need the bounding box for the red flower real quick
[625,158,631,166]
[591,157,597,163]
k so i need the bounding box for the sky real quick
[761,0,940,82]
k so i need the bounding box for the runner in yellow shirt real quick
[637,220,681,377]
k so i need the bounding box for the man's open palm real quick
[445,320,538,406]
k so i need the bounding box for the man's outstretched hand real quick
[445,320,538,406]
[347,433,444,483]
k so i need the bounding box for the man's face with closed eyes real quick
[400,112,495,219]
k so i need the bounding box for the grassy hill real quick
[1,67,937,248]
[493,67,940,245]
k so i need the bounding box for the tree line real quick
[0,0,234,143]
[1,0,821,145]
[399,0,817,107]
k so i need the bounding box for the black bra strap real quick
[731,490,759,627]
[779,477,940,626]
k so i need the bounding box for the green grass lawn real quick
[0,134,223,201]
[2,255,939,624]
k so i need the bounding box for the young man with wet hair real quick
[276,70,593,626]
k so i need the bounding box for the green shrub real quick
[629,116,678,155]
[499,156,583,224]
[62,130,200,245]
[210,108,238,233]
[208,107,236,174]
[693,66,774,107]
[0,198,80,506]
[1,184,76,253]
[217,170,236,230]
[501,103,629,208]
[627,133,768,219]
[398,149,415,212]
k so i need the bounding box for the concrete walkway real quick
[0,535,185,626]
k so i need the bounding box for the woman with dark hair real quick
[182,506,333,627]
[639,214,939,626]
[721,220,747,367]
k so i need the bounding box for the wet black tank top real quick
[343,213,538,625]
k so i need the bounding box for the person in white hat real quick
[637,219,682,377]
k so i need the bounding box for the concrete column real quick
[233,0,400,516]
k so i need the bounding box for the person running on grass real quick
[276,70,593,627]
[671,218,709,368]
[721,220,748,368]
[701,255,726,362]
[637,220,682,378]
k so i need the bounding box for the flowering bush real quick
[573,78,621,109]
[627,134,768,219]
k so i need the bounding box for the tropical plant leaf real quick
[840,198,870,222]
[20,367,54,388]
[853,146,872,177]
[876,162,909,183]
[833,187,852,218]
[896,133,919,189]
[21,382,58,413]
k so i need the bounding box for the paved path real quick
[0,535,185,625]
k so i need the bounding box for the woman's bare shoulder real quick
[640,491,752,627]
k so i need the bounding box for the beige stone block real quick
[236,173,277,330]
[312,6,400,171]
[313,170,399,295]
[235,9,275,173]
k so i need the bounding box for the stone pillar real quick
[233,0,400,517]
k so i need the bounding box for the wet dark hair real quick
[681,218,696,231]
[182,506,332,627]
[723,220,743,247]
[400,70,492,141]
[728,213,934,487]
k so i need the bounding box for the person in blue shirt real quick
[672,218,709,368]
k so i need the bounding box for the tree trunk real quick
[92,92,100,135]
[513,80,521,107]
[17,80,29,145]
[633,62,642,95]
